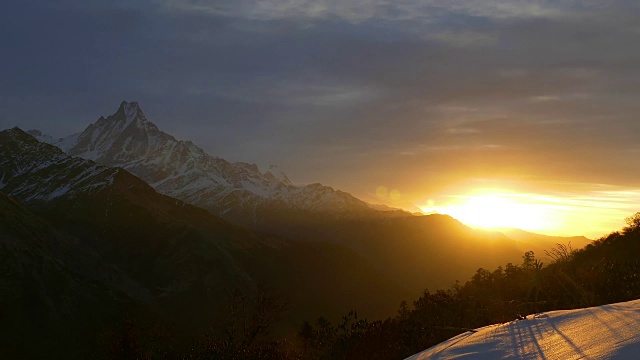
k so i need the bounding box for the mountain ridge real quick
[0,128,412,356]
[34,101,400,230]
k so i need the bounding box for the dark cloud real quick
[2,0,640,215]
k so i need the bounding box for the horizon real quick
[2,114,622,240]
[3,2,640,238]
[2,100,634,239]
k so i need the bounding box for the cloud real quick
[4,0,640,236]
[159,0,379,22]
[287,83,382,107]
[435,0,568,20]
[425,30,498,48]
[199,77,382,108]
[155,0,592,23]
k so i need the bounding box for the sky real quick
[2,1,640,237]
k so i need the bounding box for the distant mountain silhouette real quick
[499,228,592,261]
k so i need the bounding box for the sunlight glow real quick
[420,189,555,232]
[412,180,640,238]
[417,183,640,238]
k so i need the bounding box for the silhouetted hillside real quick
[0,128,410,358]
[0,192,140,358]
[291,214,640,359]
[288,214,524,296]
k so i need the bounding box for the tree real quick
[222,286,289,349]
[545,243,575,264]
[522,251,537,270]
[397,301,410,321]
[624,212,640,233]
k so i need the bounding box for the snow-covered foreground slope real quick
[406,299,640,359]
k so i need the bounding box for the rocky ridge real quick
[36,101,391,229]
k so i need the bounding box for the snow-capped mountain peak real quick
[264,165,292,186]
[35,101,390,230]
[61,100,176,163]
[26,129,79,152]
[115,100,150,129]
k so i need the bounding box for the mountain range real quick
[30,101,395,233]
[1,101,593,358]
[27,102,556,289]
[1,126,414,357]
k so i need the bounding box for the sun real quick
[422,190,551,232]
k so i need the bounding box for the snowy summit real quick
[32,101,391,231]
[406,299,640,359]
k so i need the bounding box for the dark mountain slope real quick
[0,192,142,358]
[301,214,524,295]
[0,128,410,355]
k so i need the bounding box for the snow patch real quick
[45,186,71,200]
[264,164,292,186]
